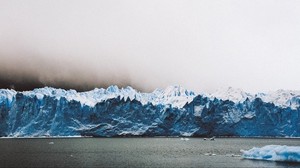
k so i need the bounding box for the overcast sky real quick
[0,0,300,93]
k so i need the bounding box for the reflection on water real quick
[0,138,299,167]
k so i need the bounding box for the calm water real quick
[0,138,299,168]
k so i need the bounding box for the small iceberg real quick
[241,145,300,162]
[204,153,216,156]
[48,142,54,145]
[180,137,190,141]
[225,154,241,157]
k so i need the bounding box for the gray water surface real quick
[0,138,299,168]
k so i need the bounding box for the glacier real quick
[0,86,299,137]
[242,145,300,162]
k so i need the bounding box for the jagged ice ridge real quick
[0,86,299,137]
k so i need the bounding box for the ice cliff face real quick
[0,86,299,137]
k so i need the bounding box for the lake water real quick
[0,138,299,167]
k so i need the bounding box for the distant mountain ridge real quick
[0,86,299,137]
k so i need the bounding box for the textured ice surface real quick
[15,85,195,108]
[0,86,299,137]
[242,145,300,162]
[210,87,300,109]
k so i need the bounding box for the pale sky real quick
[0,0,300,93]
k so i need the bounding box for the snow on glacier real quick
[209,87,253,103]
[209,87,300,109]
[2,85,300,109]
[257,90,300,109]
[0,89,16,106]
[15,85,195,108]
[241,145,300,162]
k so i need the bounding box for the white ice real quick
[241,145,300,162]
[180,137,190,141]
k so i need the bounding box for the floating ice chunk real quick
[48,142,54,145]
[204,153,216,156]
[241,145,300,162]
[226,154,241,157]
[180,137,190,141]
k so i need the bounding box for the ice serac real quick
[0,86,299,137]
